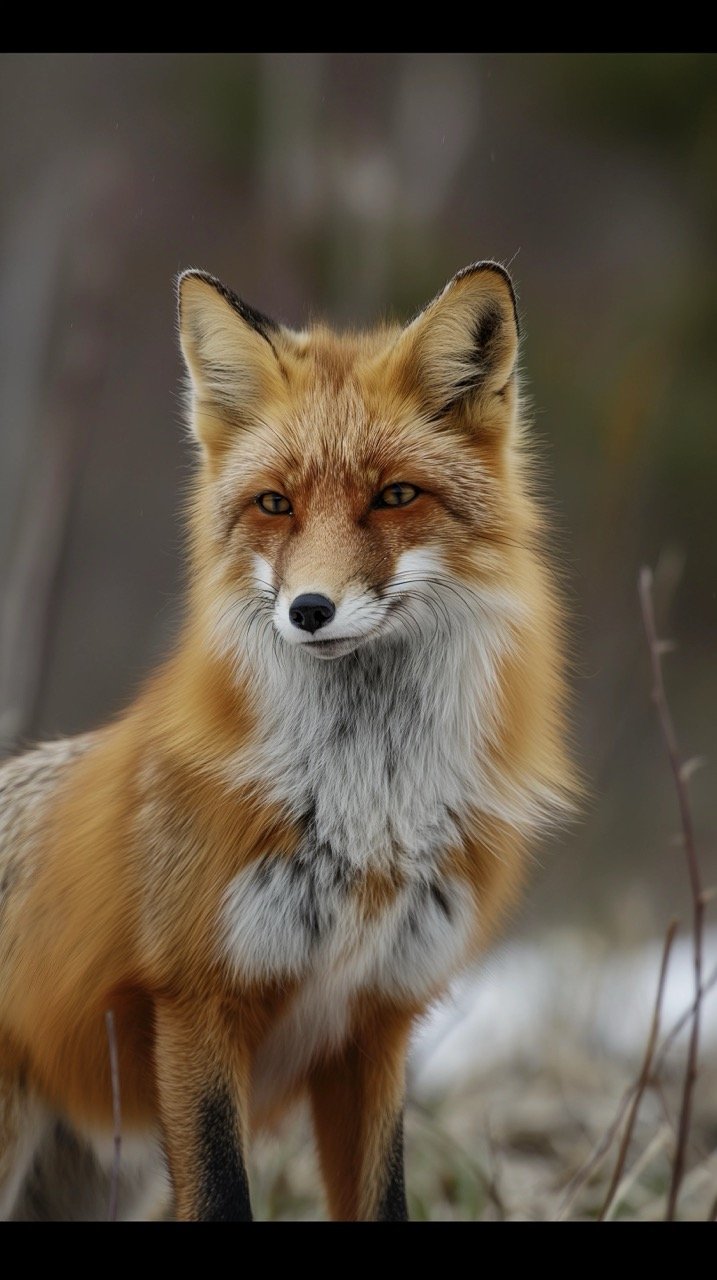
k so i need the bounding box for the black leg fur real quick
[196,1088,252,1222]
[376,1113,408,1221]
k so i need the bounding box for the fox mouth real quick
[299,611,402,659]
[301,636,367,659]
[279,600,403,659]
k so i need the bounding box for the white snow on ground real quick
[410,927,717,1098]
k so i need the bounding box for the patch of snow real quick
[410,927,717,1098]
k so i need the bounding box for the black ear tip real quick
[175,271,278,342]
[455,260,520,336]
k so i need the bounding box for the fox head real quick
[178,263,531,669]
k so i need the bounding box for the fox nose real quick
[289,593,336,634]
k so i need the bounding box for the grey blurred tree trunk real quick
[0,154,130,754]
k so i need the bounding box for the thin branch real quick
[598,919,677,1221]
[483,1115,509,1222]
[105,1009,122,1222]
[653,961,717,1078]
[557,1087,635,1220]
[602,1125,673,1222]
[559,956,717,1221]
[638,567,706,1221]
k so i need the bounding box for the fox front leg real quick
[154,998,252,1221]
[308,1005,412,1221]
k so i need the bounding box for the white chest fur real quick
[221,635,490,991]
[224,847,474,1113]
[219,624,521,1102]
[223,839,473,997]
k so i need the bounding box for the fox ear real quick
[177,270,285,449]
[398,262,519,419]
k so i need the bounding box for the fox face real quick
[179,263,526,668]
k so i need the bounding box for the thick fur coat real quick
[0,262,575,1219]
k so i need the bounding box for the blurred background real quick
[1,53,715,1218]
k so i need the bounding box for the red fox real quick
[0,262,575,1220]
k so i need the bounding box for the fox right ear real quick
[392,262,520,424]
[177,271,285,450]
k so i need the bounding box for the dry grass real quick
[247,1025,717,1221]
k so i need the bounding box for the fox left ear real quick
[397,262,519,417]
[177,269,285,451]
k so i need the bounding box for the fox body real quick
[0,262,574,1220]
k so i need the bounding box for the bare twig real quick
[105,1009,122,1221]
[598,919,677,1220]
[559,955,717,1221]
[557,1086,635,1219]
[638,567,706,1221]
[483,1115,509,1221]
[602,1125,673,1222]
[653,962,717,1078]
[560,566,712,1222]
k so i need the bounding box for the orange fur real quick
[0,261,577,1220]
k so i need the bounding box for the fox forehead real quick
[228,346,425,465]
[216,377,487,514]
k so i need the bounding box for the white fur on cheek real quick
[253,553,274,592]
[208,588,249,667]
[392,546,448,582]
[207,558,276,674]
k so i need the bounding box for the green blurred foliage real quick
[542,53,717,156]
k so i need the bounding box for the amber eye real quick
[373,482,420,509]
[256,492,292,515]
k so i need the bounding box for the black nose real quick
[289,593,336,634]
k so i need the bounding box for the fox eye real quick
[256,492,292,515]
[373,482,420,509]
